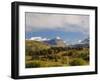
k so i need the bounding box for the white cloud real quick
[26,13,89,35]
[29,37,49,41]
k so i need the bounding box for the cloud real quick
[25,12,89,35]
[29,37,49,41]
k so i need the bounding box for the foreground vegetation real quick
[25,40,89,68]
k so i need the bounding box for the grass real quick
[26,60,64,68]
[25,49,89,68]
[25,40,89,68]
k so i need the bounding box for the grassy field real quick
[25,40,89,68]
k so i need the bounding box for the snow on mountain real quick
[77,37,89,44]
[70,37,89,48]
[81,38,89,44]
[44,36,66,47]
[78,40,82,43]
[56,36,61,40]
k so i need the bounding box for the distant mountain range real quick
[69,38,89,48]
[27,36,89,48]
[81,37,89,44]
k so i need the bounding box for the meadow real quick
[25,40,89,68]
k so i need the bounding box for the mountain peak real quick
[56,36,61,39]
[45,36,66,47]
[55,36,61,40]
[81,38,89,44]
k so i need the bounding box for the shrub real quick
[69,58,87,66]
[26,61,41,68]
[79,53,89,61]
[67,51,73,56]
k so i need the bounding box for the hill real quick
[25,40,50,53]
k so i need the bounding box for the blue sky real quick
[25,12,89,44]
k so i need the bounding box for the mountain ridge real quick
[27,36,89,48]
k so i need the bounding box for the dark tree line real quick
[26,46,86,56]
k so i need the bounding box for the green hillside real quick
[25,40,89,68]
[25,40,50,55]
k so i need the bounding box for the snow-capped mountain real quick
[70,37,89,48]
[81,37,89,44]
[44,36,66,47]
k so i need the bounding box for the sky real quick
[25,12,89,44]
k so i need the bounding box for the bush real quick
[79,53,89,61]
[26,61,41,68]
[69,58,87,66]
